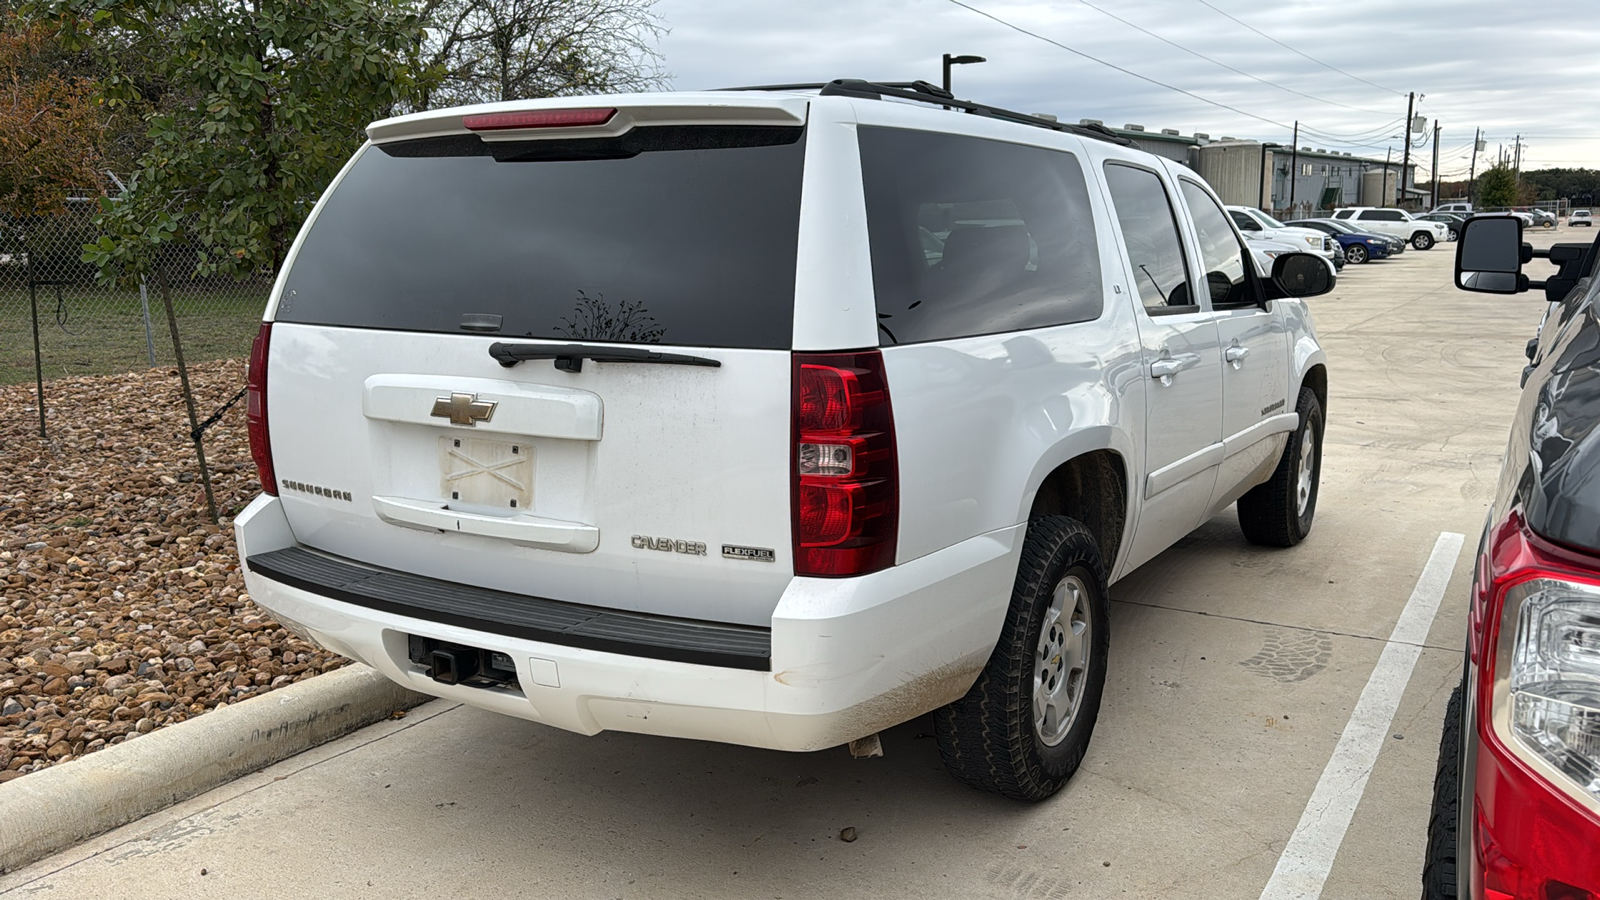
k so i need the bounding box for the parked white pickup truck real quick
[1331,207,1450,250]
[1226,206,1339,265]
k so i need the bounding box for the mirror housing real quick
[1455,216,1528,294]
[1264,252,1334,299]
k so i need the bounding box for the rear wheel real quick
[1345,243,1368,264]
[1422,680,1465,899]
[1238,386,1322,547]
[1413,231,1436,250]
[934,516,1110,801]
[1447,228,1459,241]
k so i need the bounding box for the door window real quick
[1103,163,1193,314]
[1178,180,1263,309]
[1228,210,1262,232]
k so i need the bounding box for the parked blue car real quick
[1288,218,1395,264]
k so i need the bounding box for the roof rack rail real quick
[714,79,1134,147]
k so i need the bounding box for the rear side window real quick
[276,126,807,349]
[859,127,1102,345]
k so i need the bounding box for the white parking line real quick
[1258,531,1466,900]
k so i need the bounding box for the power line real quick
[943,0,1292,130]
[1300,117,1403,139]
[1067,0,1391,116]
[1192,0,1406,97]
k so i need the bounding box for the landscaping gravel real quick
[0,360,347,782]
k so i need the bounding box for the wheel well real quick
[1028,451,1127,567]
[1301,363,1327,415]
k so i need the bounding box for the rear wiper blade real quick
[488,342,721,373]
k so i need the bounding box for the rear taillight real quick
[1471,510,1600,897]
[462,108,616,131]
[791,351,897,577]
[246,322,277,496]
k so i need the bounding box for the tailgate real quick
[266,328,793,627]
[261,102,810,626]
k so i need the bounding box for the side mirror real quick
[1265,253,1334,299]
[1455,216,1527,293]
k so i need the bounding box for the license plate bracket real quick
[439,436,533,511]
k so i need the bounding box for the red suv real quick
[1425,216,1600,897]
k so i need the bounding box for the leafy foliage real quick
[1519,167,1600,205]
[1475,163,1518,210]
[26,0,433,283]
[418,0,666,107]
[0,16,102,218]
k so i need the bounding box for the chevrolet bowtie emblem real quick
[431,392,497,426]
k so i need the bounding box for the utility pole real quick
[1288,121,1299,214]
[1385,147,1393,205]
[1513,134,1522,186]
[1430,124,1441,208]
[1468,127,1481,206]
[1400,91,1415,208]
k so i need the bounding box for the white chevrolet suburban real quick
[234,80,1332,801]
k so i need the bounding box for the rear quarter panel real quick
[852,105,1144,567]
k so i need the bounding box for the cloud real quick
[654,0,1600,171]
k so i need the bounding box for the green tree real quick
[27,0,433,281]
[1476,163,1518,209]
[0,15,102,218]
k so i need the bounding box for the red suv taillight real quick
[791,351,897,577]
[246,322,277,496]
[1471,510,1600,898]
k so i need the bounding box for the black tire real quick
[1238,386,1323,547]
[1413,231,1436,251]
[1448,229,1459,241]
[1345,243,1368,264]
[934,516,1110,802]
[1422,681,1465,899]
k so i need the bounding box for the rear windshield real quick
[859,127,1102,345]
[276,125,807,349]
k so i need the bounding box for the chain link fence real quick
[0,198,271,388]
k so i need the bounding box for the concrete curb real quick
[0,663,425,874]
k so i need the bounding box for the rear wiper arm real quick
[488,342,722,373]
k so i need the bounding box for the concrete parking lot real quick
[0,230,1574,899]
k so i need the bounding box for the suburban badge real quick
[431,392,497,426]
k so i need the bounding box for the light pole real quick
[942,54,986,94]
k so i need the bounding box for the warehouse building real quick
[1084,121,1422,217]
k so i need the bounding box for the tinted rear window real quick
[859,127,1102,345]
[276,126,806,349]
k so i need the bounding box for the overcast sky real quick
[654,0,1600,177]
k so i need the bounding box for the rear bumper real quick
[235,494,1023,751]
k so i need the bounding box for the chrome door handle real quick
[1150,353,1201,384]
[1225,345,1250,366]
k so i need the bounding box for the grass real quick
[0,284,266,385]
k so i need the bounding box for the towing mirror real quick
[1456,216,1528,293]
[1267,252,1333,298]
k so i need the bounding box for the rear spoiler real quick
[367,94,809,145]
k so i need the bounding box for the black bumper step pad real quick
[246,547,771,670]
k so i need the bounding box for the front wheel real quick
[1448,228,1459,241]
[1413,231,1436,251]
[1238,386,1323,547]
[934,516,1110,801]
[1345,243,1368,264]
